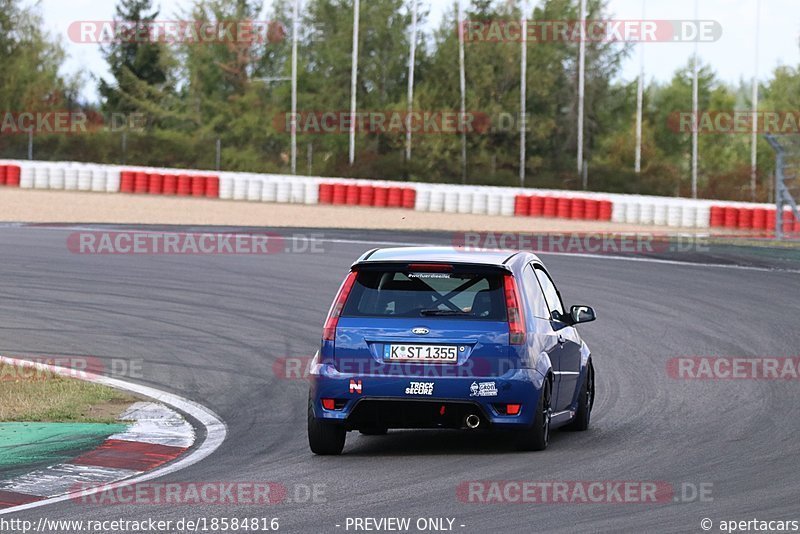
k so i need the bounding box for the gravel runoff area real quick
[0,188,721,234]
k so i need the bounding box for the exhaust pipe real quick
[465,414,481,429]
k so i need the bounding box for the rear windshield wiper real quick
[420,309,470,316]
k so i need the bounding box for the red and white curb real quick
[0,355,227,515]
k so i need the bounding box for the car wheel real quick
[517,377,552,451]
[568,362,594,431]
[359,427,388,436]
[307,395,346,455]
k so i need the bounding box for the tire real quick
[517,378,552,451]
[567,362,594,431]
[359,427,388,436]
[307,395,346,455]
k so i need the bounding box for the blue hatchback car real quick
[308,246,596,454]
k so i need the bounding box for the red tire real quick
[176,175,192,196]
[162,174,178,195]
[542,196,557,217]
[570,198,586,220]
[373,187,388,207]
[191,176,206,197]
[205,176,220,198]
[319,183,334,204]
[387,187,403,208]
[529,196,544,217]
[514,195,529,216]
[147,173,164,194]
[401,188,416,209]
[120,171,135,193]
[134,172,149,194]
[332,184,347,205]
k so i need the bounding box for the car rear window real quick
[342,269,507,320]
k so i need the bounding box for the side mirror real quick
[570,305,596,325]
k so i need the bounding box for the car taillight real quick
[406,263,453,272]
[322,271,358,341]
[503,273,526,345]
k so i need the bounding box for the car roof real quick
[353,246,540,268]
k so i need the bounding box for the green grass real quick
[0,363,138,423]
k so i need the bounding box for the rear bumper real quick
[309,363,545,429]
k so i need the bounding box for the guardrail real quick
[2,158,798,233]
[766,135,800,239]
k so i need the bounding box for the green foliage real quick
[98,0,172,115]
[0,0,73,110]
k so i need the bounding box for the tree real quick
[98,0,171,115]
[0,0,71,110]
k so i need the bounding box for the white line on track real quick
[8,223,799,274]
[0,355,227,516]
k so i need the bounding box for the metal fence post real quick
[766,134,800,240]
[121,132,127,165]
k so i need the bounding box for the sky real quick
[26,0,800,103]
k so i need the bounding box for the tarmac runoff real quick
[0,402,194,510]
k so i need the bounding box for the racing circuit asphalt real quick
[1,224,799,533]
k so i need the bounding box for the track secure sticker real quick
[405,381,434,395]
[469,381,498,397]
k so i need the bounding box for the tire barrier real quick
[214,173,321,205]
[508,193,766,230]
[20,165,34,188]
[117,170,219,198]
[514,194,613,222]
[15,163,118,192]
[0,165,21,186]
[2,159,795,233]
[120,171,134,193]
[317,183,417,210]
[709,204,798,232]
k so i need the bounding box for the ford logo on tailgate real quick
[411,327,430,335]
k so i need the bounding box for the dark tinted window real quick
[534,265,564,317]
[342,270,507,320]
[523,265,550,319]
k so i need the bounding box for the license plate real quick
[384,344,458,364]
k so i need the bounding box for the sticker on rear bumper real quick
[469,381,498,397]
[405,381,434,395]
[349,379,362,394]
